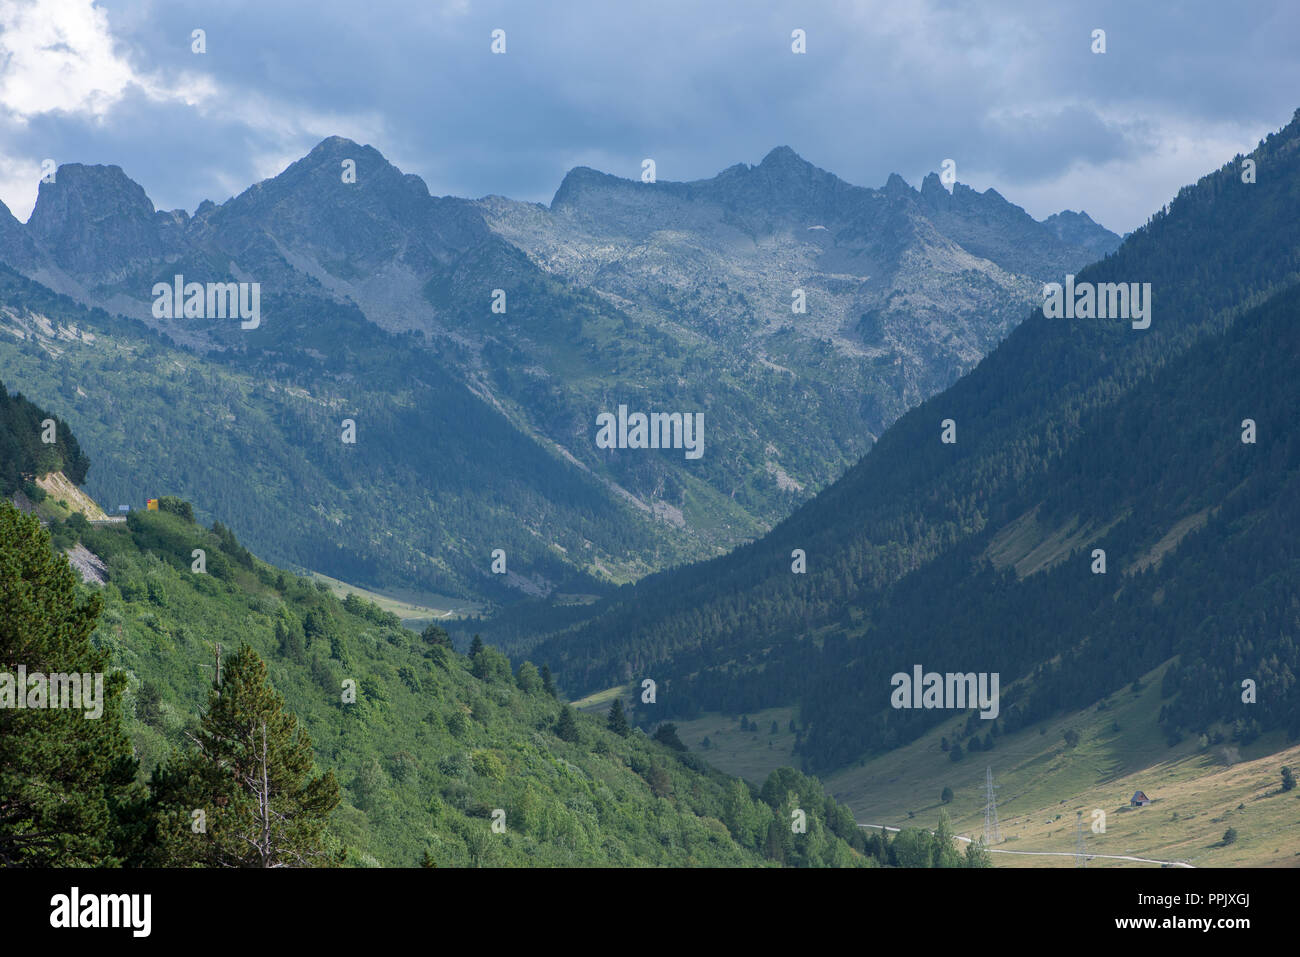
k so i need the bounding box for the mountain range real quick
[5,101,1298,869]
[0,142,1117,608]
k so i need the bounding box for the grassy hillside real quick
[572,684,802,783]
[308,571,481,629]
[672,706,802,784]
[671,665,1300,866]
[824,661,1300,867]
[40,502,872,867]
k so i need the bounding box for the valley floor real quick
[667,663,1300,867]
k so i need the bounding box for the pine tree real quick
[607,698,630,737]
[722,778,756,846]
[468,634,484,659]
[964,837,992,868]
[764,818,786,863]
[653,722,687,751]
[932,810,962,868]
[275,617,305,664]
[420,623,452,649]
[540,664,557,697]
[0,502,138,866]
[555,704,579,743]
[147,644,340,866]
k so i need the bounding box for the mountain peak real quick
[551,165,626,208]
[1044,209,1098,226]
[1041,208,1121,259]
[292,136,400,179]
[26,163,162,277]
[300,135,387,170]
[920,171,948,199]
[758,145,808,169]
[28,163,155,222]
[883,172,913,194]
[753,147,833,188]
[311,134,362,153]
[194,135,486,282]
[218,135,432,218]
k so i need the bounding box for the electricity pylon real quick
[984,766,1001,844]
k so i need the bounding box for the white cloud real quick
[0,0,218,217]
[973,111,1272,233]
[0,0,213,120]
[0,0,389,215]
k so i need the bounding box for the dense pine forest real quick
[0,379,88,494]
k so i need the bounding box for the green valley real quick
[1,392,894,866]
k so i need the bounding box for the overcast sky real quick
[1,0,1296,233]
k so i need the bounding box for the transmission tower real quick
[1074,811,1087,867]
[983,766,1001,844]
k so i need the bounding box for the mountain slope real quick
[481,145,1118,449]
[505,110,1300,773]
[822,659,1300,867]
[0,142,1116,607]
[794,275,1300,768]
[37,505,880,866]
[0,263,659,603]
[0,388,877,866]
